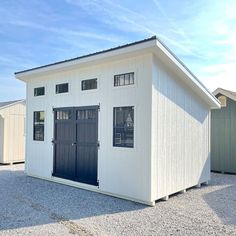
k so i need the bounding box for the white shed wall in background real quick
[0,102,26,164]
[151,56,210,201]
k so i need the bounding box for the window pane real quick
[56,83,69,94]
[34,111,45,141]
[81,79,97,91]
[113,106,134,148]
[114,72,134,87]
[77,110,96,120]
[56,111,72,120]
[34,87,45,96]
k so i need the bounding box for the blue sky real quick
[1,0,236,101]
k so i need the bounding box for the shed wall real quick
[25,54,153,203]
[0,103,25,163]
[211,95,236,173]
[151,56,211,201]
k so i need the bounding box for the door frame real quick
[52,105,99,185]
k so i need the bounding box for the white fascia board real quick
[15,40,156,81]
[154,40,220,109]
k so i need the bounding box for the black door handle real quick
[72,142,77,146]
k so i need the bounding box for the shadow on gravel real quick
[0,169,146,231]
[203,173,236,225]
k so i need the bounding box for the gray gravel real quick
[0,164,236,236]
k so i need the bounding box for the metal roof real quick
[14,36,220,109]
[15,36,157,75]
[0,100,25,109]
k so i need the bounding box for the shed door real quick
[53,106,98,186]
[75,107,98,185]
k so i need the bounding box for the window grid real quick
[113,106,134,148]
[56,83,69,94]
[114,72,134,87]
[34,87,45,96]
[33,111,45,141]
[81,78,97,91]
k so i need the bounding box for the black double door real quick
[53,106,98,186]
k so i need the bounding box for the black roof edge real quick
[15,36,157,75]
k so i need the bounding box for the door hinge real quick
[98,103,100,111]
[97,179,99,187]
[97,141,100,149]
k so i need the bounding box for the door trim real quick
[52,105,99,186]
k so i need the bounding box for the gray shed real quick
[211,88,236,173]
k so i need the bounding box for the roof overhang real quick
[213,88,236,102]
[15,36,220,109]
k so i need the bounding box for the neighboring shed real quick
[15,36,220,205]
[0,100,26,164]
[211,88,236,174]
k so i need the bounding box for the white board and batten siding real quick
[16,37,220,206]
[0,101,26,164]
[151,56,210,201]
[25,54,153,204]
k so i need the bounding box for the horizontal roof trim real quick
[14,36,220,109]
[15,36,157,75]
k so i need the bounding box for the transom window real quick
[34,87,45,96]
[114,72,134,87]
[33,111,45,141]
[56,111,72,120]
[77,110,96,120]
[82,78,97,91]
[113,106,134,148]
[56,83,69,94]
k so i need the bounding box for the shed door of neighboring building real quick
[53,106,98,186]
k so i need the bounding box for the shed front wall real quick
[0,103,25,163]
[25,54,153,203]
[211,94,236,173]
[151,56,211,201]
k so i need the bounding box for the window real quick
[56,83,69,94]
[56,110,72,120]
[82,78,97,91]
[114,72,134,87]
[113,106,134,148]
[218,95,227,107]
[77,109,96,120]
[34,87,45,96]
[33,111,45,141]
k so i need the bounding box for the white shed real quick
[0,100,26,164]
[15,36,220,205]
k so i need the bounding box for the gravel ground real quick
[0,164,236,236]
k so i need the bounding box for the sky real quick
[0,0,236,101]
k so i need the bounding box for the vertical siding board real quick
[152,56,210,200]
[211,96,236,173]
[0,102,25,164]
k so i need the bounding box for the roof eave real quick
[0,99,25,110]
[153,39,220,109]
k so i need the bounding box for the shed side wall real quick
[0,111,4,162]
[1,103,25,163]
[211,95,236,173]
[151,56,210,201]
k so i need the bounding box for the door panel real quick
[53,111,75,180]
[53,106,98,186]
[75,108,98,185]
